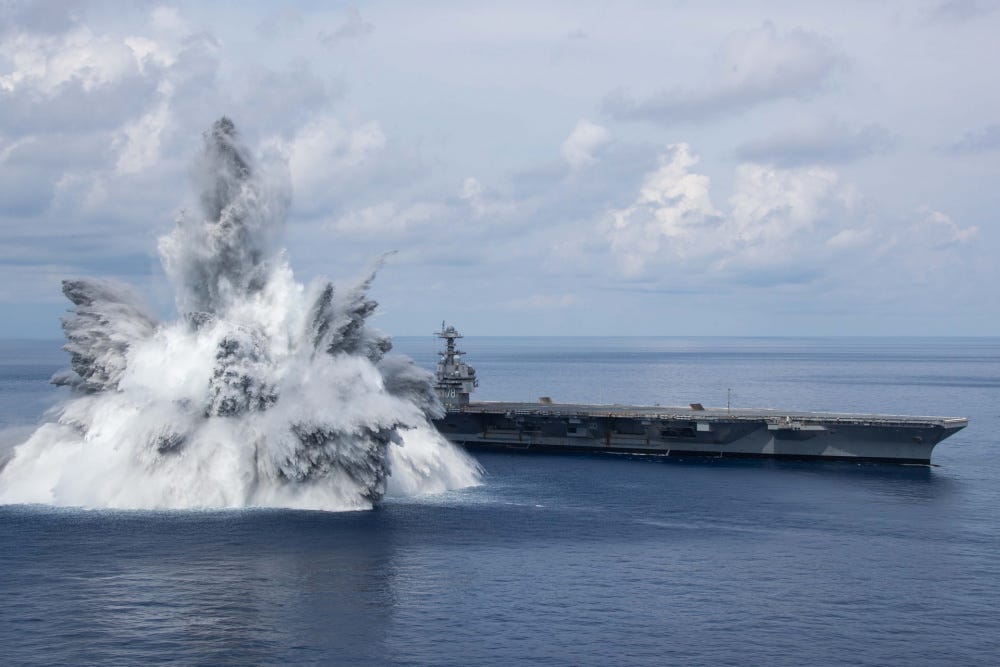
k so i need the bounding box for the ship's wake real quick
[0,118,481,511]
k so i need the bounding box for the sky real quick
[0,0,997,337]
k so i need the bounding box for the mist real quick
[0,118,481,511]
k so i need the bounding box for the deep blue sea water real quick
[2,337,999,665]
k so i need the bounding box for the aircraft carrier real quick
[430,325,968,465]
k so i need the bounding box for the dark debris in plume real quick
[185,311,214,330]
[41,118,457,506]
[286,423,394,502]
[208,327,279,417]
[168,116,283,315]
[308,256,397,363]
[54,278,158,393]
[155,432,187,454]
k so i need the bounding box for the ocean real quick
[2,336,998,665]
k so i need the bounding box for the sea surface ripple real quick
[2,336,999,665]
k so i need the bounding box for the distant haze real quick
[1,1,997,337]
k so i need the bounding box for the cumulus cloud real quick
[734,120,894,166]
[561,119,611,170]
[0,3,995,336]
[264,117,388,214]
[605,143,857,283]
[114,102,171,174]
[722,162,852,276]
[604,22,842,124]
[0,7,225,234]
[0,3,389,330]
[0,24,157,133]
[607,144,722,276]
[599,139,984,296]
[0,26,138,94]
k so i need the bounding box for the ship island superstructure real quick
[431,325,967,465]
[434,323,478,409]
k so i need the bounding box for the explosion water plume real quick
[0,118,481,511]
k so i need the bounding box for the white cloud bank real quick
[0,3,996,336]
[604,143,975,288]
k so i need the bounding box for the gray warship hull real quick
[434,402,967,464]
[429,325,968,464]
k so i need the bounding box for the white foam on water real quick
[0,118,481,511]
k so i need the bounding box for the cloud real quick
[318,8,373,47]
[946,124,1000,154]
[597,139,984,299]
[561,119,611,170]
[722,162,851,274]
[0,4,386,330]
[459,176,484,208]
[114,102,171,174]
[0,8,235,233]
[0,0,82,36]
[0,3,995,336]
[329,201,450,238]
[825,227,874,250]
[237,62,339,133]
[0,25,158,134]
[927,0,996,23]
[265,117,388,214]
[458,176,522,221]
[603,22,842,124]
[911,207,978,246]
[607,144,722,276]
[872,207,980,282]
[734,120,894,166]
[0,131,116,216]
[0,25,139,94]
[604,143,857,283]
